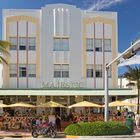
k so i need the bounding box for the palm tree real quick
[0,40,11,64]
[124,65,140,114]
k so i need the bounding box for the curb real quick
[0,134,32,138]
[66,135,140,138]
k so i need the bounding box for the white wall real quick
[2,4,118,89]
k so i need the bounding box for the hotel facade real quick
[1,4,136,112]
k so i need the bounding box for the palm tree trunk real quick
[137,88,140,114]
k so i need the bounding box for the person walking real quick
[135,114,140,130]
[55,114,61,132]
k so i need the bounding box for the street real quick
[1,137,140,140]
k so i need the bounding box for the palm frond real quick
[0,56,8,65]
[126,82,136,87]
[124,65,140,81]
[0,40,11,47]
[0,40,11,54]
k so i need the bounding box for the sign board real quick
[41,81,82,89]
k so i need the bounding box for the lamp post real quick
[104,38,140,122]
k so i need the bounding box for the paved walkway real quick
[0,129,140,138]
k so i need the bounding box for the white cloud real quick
[88,0,124,11]
[118,55,140,67]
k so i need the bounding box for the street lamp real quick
[104,38,140,122]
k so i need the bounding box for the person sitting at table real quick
[48,113,56,127]
[36,117,41,126]
[22,117,30,131]
[73,114,78,123]
[0,115,4,130]
[9,117,17,128]
[88,113,93,122]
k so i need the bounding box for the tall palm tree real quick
[124,65,140,114]
[0,40,11,64]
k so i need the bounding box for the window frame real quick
[62,64,69,78]
[95,39,102,52]
[54,64,61,78]
[54,64,69,78]
[9,37,17,50]
[53,37,69,51]
[19,37,26,51]
[86,64,94,78]
[9,64,17,77]
[28,37,36,51]
[96,65,102,78]
[104,39,111,52]
[86,38,93,52]
[28,64,36,77]
[19,64,26,77]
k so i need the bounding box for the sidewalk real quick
[0,130,140,138]
[0,131,31,138]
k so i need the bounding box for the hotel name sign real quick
[41,81,82,89]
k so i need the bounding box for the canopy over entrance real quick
[0,88,136,96]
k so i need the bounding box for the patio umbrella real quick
[8,102,35,108]
[108,101,136,107]
[0,103,8,108]
[68,101,102,108]
[37,101,66,108]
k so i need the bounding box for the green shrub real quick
[64,121,132,136]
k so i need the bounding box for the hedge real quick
[64,121,132,136]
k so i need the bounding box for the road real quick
[1,137,140,140]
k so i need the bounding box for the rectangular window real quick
[28,37,36,50]
[28,64,36,77]
[104,39,111,52]
[62,38,69,51]
[86,38,93,51]
[96,65,102,78]
[10,64,17,77]
[54,64,61,77]
[19,37,26,50]
[9,37,17,50]
[95,39,102,52]
[19,64,26,77]
[87,64,93,78]
[62,64,69,77]
[54,38,69,51]
[54,64,69,78]
[54,38,61,51]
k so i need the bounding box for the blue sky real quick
[0,0,139,74]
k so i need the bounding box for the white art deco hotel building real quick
[1,4,135,111]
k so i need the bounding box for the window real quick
[28,37,36,50]
[95,39,102,52]
[87,64,93,78]
[54,38,69,51]
[96,65,102,78]
[19,37,26,50]
[86,38,93,51]
[10,64,17,77]
[104,39,111,52]
[28,64,36,77]
[54,38,61,51]
[9,37,17,50]
[62,64,69,77]
[54,64,69,78]
[19,65,26,77]
[62,38,69,51]
[54,64,61,77]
